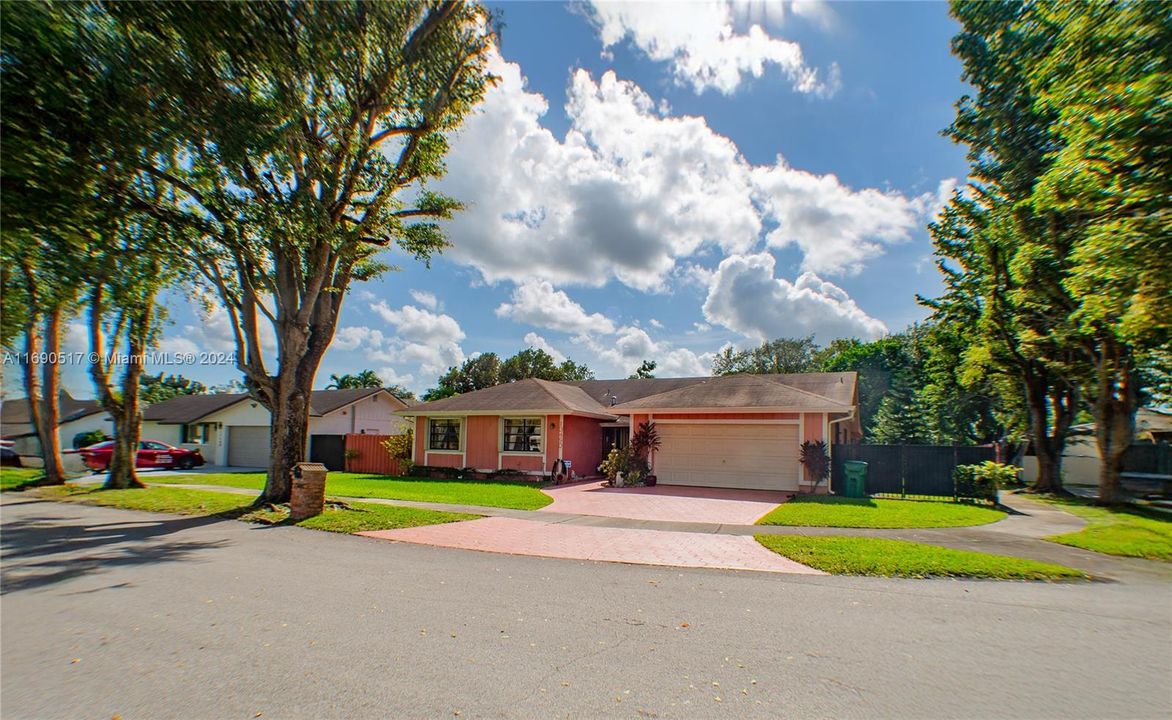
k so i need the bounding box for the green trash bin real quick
[843,461,868,498]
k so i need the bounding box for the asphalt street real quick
[2,496,1170,719]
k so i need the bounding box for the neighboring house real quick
[397,373,861,492]
[142,387,408,468]
[1022,407,1172,486]
[0,392,113,456]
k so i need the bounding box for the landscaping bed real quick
[1038,496,1172,561]
[34,485,479,534]
[755,535,1087,580]
[756,494,1006,529]
[149,471,553,510]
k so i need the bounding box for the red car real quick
[80,440,205,472]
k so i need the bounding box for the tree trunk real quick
[259,381,312,504]
[1023,372,1075,494]
[1092,343,1138,505]
[104,326,147,490]
[22,308,67,485]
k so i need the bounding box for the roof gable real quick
[608,372,857,412]
[397,378,616,419]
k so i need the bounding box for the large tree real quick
[422,347,594,400]
[0,1,145,485]
[923,0,1085,493]
[140,373,208,405]
[1025,0,1171,502]
[122,1,497,503]
[713,336,819,376]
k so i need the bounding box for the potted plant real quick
[630,421,661,486]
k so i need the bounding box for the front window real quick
[185,423,209,444]
[428,419,462,451]
[502,417,542,453]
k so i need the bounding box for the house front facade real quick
[399,373,861,492]
[143,387,408,468]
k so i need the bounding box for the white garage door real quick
[227,426,271,467]
[655,423,800,491]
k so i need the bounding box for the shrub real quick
[953,462,1004,503]
[599,447,632,484]
[799,440,831,489]
[630,421,661,466]
[73,430,109,449]
[976,460,1020,488]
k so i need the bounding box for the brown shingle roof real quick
[142,393,249,424]
[398,372,858,416]
[309,387,406,415]
[566,377,710,407]
[608,372,856,412]
[396,378,618,419]
[1,392,105,426]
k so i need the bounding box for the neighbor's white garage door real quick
[227,426,271,467]
[655,423,799,491]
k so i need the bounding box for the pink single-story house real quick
[396,372,860,492]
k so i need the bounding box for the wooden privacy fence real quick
[831,444,996,499]
[343,433,407,475]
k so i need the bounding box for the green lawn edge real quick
[1034,495,1172,562]
[0,467,47,492]
[756,494,1006,529]
[149,471,553,511]
[34,485,480,534]
[755,535,1087,580]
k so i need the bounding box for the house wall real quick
[60,414,116,449]
[141,421,183,447]
[413,413,595,476]
[351,394,404,435]
[562,415,604,478]
[803,413,824,443]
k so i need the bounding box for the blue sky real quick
[48,1,971,398]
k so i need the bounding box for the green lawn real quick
[149,471,553,511]
[1038,496,1172,561]
[0,467,45,491]
[756,535,1087,580]
[35,485,478,533]
[756,495,1006,529]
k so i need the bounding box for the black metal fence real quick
[309,434,346,471]
[831,444,996,500]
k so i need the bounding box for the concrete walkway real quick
[539,480,788,524]
[361,516,825,574]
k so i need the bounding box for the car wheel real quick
[179,457,195,470]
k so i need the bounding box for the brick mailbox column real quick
[290,462,328,521]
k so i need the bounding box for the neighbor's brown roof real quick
[397,378,618,419]
[607,372,857,412]
[143,387,405,424]
[0,392,105,427]
[309,387,406,415]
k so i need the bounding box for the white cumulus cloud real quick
[702,253,887,342]
[496,281,616,336]
[586,1,840,96]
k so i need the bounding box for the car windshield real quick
[85,441,114,450]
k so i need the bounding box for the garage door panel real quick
[228,426,271,467]
[655,423,798,491]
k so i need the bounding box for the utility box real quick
[290,462,328,520]
[843,461,868,498]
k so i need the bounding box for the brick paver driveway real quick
[360,517,822,574]
[539,480,789,524]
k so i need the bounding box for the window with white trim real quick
[428,418,462,451]
[501,417,542,453]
